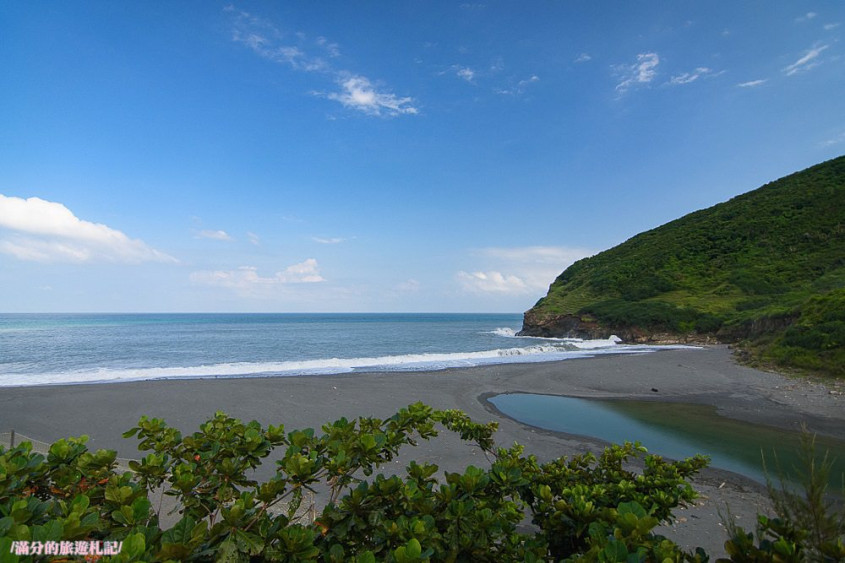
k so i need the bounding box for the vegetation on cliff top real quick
[523,156,845,377]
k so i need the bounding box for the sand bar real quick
[2,346,843,556]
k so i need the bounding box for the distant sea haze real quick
[0,314,690,387]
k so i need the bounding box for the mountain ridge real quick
[520,155,845,376]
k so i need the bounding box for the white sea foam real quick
[569,335,623,349]
[0,338,695,387]
[489,327,518,337]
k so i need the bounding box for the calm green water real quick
[488,393,845,486]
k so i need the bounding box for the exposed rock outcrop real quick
[517,311,606,339]
[518,310,718,345]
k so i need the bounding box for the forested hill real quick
[520,155,845,377]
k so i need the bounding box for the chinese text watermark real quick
[8,540,122,557]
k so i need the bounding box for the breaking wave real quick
[0,337,688,387]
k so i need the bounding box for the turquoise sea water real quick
[0,313,674,387]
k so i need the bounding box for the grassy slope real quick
[526,155,845,376]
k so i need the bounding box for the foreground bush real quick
[722,433,845,562]
[0,403,840,561]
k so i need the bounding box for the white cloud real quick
[197,229,232,241]
[574,53,592,63]
[457,246,595,295]
[315,36,340,58]
[615,52,660,93]
[327,75,418,117]
[227,7,417,118]
[282,258,325,281]
[229,8,329,72]
[0,194,176,264]
[783,44,829,76]
[453,65,476,82]
[824,23,840,31]
[457,271,528,294]
[312,236,345,244]
[495,75,540,95]
[191,259,325,295]
[738,79,767,88]
[669,67,714,85]
[247,232,260,245]
[796,12,817,23]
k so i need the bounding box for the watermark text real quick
[8,540,122,556]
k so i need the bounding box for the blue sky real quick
[1,2,843,313]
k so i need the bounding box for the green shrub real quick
[2,405,842,561]
[782,322,845,351]
[1,404,711,562]
[720,432,845,562]
[728,269,787,296]
[582,299,723,334]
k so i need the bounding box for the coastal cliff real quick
[519,310,717,344]
[520,155,845,376]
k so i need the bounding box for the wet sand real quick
[2,346,843,557]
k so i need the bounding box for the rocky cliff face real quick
[518,310,717,344]
[716,313,798,342]
[517,311,606,339]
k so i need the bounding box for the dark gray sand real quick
[2,346,843,557]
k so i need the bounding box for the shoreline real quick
[2,346,843,556]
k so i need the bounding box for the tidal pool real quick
[488,393,845,486]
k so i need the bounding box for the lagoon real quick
[488,393,845,486]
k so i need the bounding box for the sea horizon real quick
[0,313,689,388]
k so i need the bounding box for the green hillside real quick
[520,155,845,377]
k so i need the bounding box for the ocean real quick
[0,313,666,387]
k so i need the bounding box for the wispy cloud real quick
[457,246,595,295]
[824,23,841,31]
[668,67,716,85]
[229,10,329,72]
[247,232,260,246]
[820,130,845,147]
[738,79,768,88]
[0,194,176,264]
[396,279,420,292]
[495,75,540,96]
[326,75,418,116]
[452,65,476,83]
[315,36,340,58]
[312,236,345,244]
[795,12,817,23]
[443,60,537,96]
[574,53,592,63]
[783,44,829,76]
[457,270,528,294]
[197,229,232,241]
[614,52,660,94]
[191,259,325,296]
[226,6,417,117]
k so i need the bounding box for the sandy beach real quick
[2,345,843,557]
